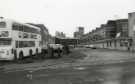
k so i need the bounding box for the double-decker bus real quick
[0,18,42,60]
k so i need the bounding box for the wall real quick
[92,38,132,51]
[128,12,135,37]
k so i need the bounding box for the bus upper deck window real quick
[0,22,6,28]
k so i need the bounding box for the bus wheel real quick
[19,52,23,60]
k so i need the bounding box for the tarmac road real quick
[0,48,135,84]
[1,61,135,84]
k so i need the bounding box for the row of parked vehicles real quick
[78,44,97,49]
[84,45,97,49]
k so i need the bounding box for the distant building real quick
[74,26,84,39]
[55,31,66,38]
[128,12,135,38]
[96,20,128,39]
[74,12,135,51]
[78,26,84,35]
[74,31,82,39]
[79,20,117,44]
[100,24,106,39]
[91,27,105,40]
[74,31,79,38]
[116,19,128,37]
[105,20,117,39]
[55,37,79,46]
[128,12,135,50]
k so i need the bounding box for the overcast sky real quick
[0,0,135,37]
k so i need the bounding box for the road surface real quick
[0,48,135,84]
[1,62,135,84]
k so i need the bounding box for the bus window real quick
[18,41,35,48]
[23,33,29,38]
[13,23,40,34]
[31,34,37,39]
[12,23,23,31]
[0,40,11,46]
[19,25,23,31]
[12,23,19,30]
[0,22,6,28]
[0,31,9,37]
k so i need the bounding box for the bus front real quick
[0,21,13,60]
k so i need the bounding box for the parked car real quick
[85,45,90,48]
[84,44,97,49]
[89,45,97,49]
[49,44,63,50]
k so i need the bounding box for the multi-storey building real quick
[128,12,135,38]
[78,12,134,51]
[55,31,66,38]
[78,27,84,35]
[128,12,135,50]
[74,31,81,39]
[74,26,84,39]
[116,19,128,37]
[105,20,117,39]
[100,24,106,39]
